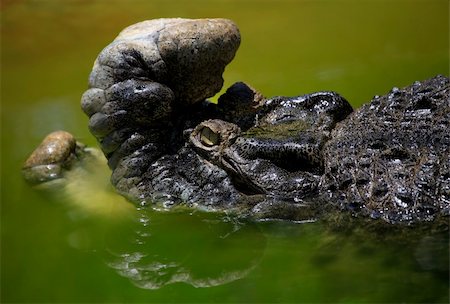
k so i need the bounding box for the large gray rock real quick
[80,18,243,206]
[82,18,240,107]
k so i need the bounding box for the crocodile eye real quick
[200,127,219,146]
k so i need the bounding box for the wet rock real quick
[22,131,80,184]
[78,18,244,210]
[85,18,240,105]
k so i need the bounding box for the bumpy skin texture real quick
[189,92,353,197]
[75,19,449,223]
[321,75,450,224]
[187,91,353,219]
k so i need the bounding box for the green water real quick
[1,0,449,302]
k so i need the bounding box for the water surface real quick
[1,0,449,302]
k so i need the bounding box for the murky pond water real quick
[1,1,448,302]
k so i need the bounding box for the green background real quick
[1,0,448,302]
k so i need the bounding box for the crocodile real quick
[22,18,450,225]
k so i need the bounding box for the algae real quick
[243,120,310,140]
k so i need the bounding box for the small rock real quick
[22,131,78,184]
[23,131,76,168]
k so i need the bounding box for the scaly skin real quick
[188,91,353,200]
[22,19,449,224]
[22,77,450,224]
[321,75,450,224]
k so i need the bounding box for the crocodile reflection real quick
[21,138,267,290]
[99,210,266,289]
[66,205,448,290]
[23,150,448,291]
